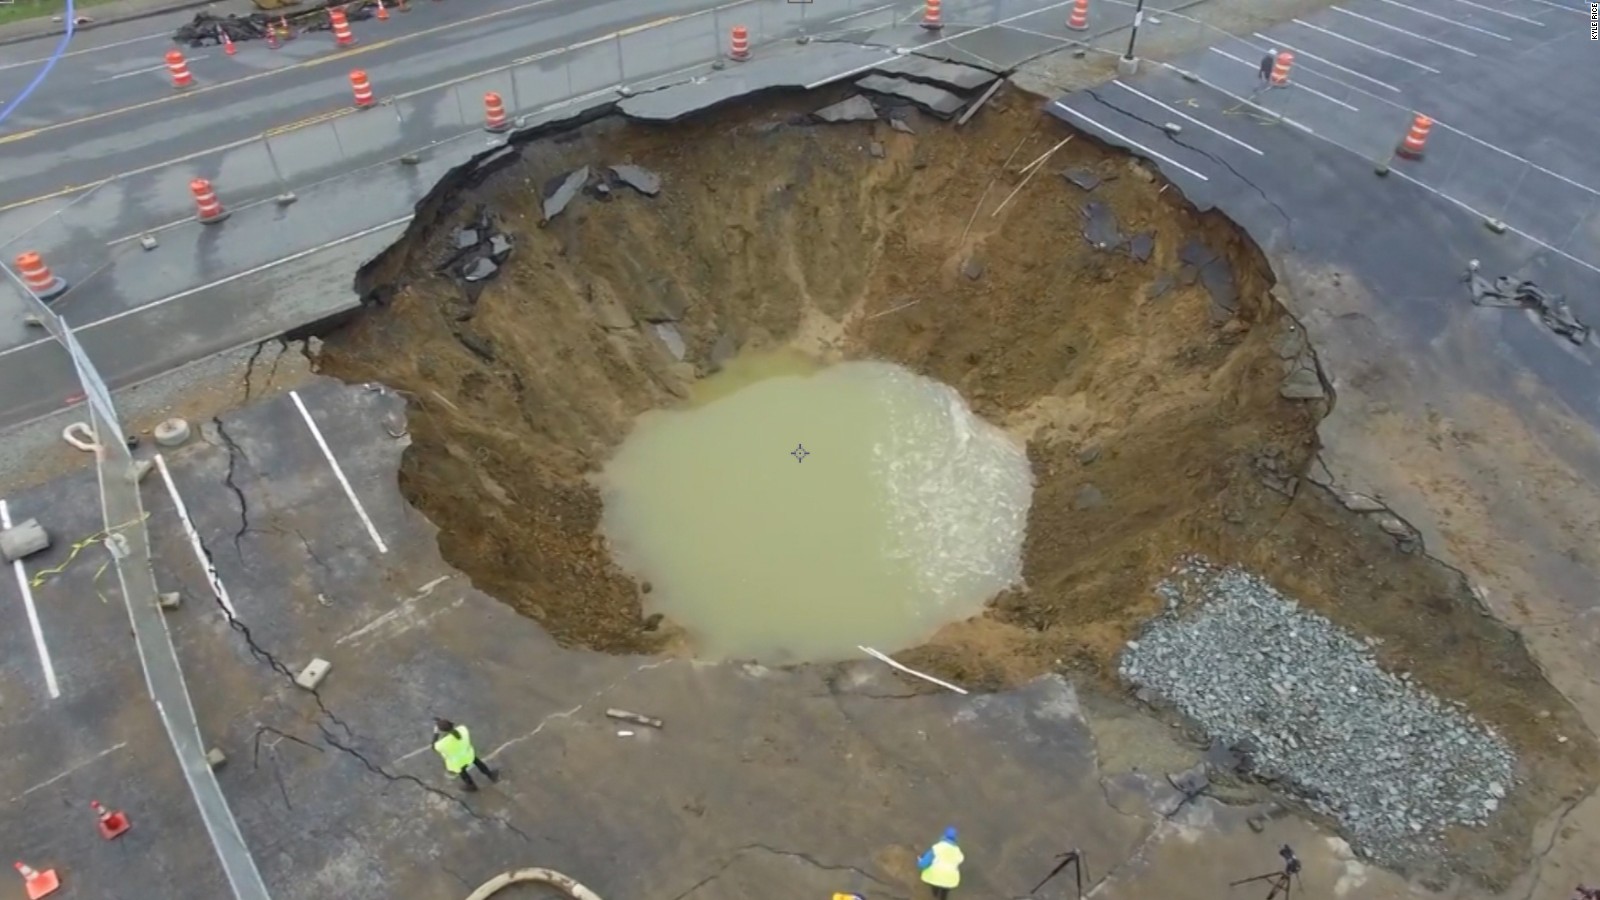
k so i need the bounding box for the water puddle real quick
[598,354,1034,662]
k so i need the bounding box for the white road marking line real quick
[1290,18,1440,72]
[1505,0,1580,10]
[9,742,127,801]
[289,391,388,555]
[1252,33,1400,91]
[1440,0,1542,23]
[1049,101,1211,182]
[1330,5,1477,55]
[153,454,237,618]
[1210,48,1361,111]
[812,0,1081,87]
[93,56,208,84]
[336,575,452,645]
[1165,64,1316,134]
[0,31,168,72]
[0,215,412,362]
[0,498,60,700]
[1110,80,1265,155]
[1369,0,1513,39]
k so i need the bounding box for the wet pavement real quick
[0,378,1434,899]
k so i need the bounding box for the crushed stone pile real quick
[1121,556,1516,862]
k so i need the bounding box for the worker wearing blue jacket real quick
[917,827,964,899]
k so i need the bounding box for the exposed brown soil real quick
[313,87,1595,886]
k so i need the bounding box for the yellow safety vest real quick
[432,727,476,774]
[920,840,963,889]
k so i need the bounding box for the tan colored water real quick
[598,355,1033,663]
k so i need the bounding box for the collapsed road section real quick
[304,78,1595,887]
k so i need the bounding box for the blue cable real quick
[0,0,77,127]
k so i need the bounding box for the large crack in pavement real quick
[1084,88,1297,253]
[663,843,907,900]
[186,427,538,845]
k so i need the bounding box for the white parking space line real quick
[7,742,127,802]
[1163,63,1317,135]
[1331,6,1478,55]
[1440,0,1542,23]
[153,455,238,619]
[1110,81,1265,156]
[1049,101,1211,182]
[0,499,61,700]
[1290,18,1440,72]
[1210,48,1362,111]
[289,391,389,555]
[1369,0,1513,39]
[1507,0,1582,10]
[1252,34,1401,91]
[93,56,209,84]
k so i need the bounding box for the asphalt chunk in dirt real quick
[313,88,1597,885]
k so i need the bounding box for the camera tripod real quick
[1030,849,1086,899]
[1230,847,1301,900]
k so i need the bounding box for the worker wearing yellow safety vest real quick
[917,827,964,900]
[432,718,499,792]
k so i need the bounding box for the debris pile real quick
[1121,556,1516,861]
[540,163,663,223]
[440,206,515,286]
[1465,268,1590,345]
[172,2,378,45]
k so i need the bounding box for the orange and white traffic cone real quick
[190,178,230,224]
[349,69,375,107]
[376,0,389,21]
[220,28,236,56]
[329,8,355,46]
[165,49,194,89]
[1269,51,1293,87]
[13,251,68,301]
[13,862,61,900]
[922,0,943,29]
[728,25,749,61]
[484,92,510,132]
[1067,0,1089,31]
[90,801,131,840]
[1396,113,1432,160]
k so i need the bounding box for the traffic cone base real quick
[92,801,130,840]
[14,863,60,900]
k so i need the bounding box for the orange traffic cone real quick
[220,28,236,56]
[91,801,131,840]
[376,0,389,20]
[13,862,60,900]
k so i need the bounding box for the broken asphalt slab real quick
[855,74,968,120]
[874,55,1000,92]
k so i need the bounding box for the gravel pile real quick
[1121,556,1516,860]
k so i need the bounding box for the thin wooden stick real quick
[958,179,996,248]
[993,136,1073,218]
[859,646,969,694]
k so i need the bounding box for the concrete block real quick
[207,747,227,769]
[0,519,49,563]
[295,658,331,690]
[127,459,154,484]
[158,592,182,611]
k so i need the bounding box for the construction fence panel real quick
[0,184,118,314]
[1481,159,1600,269]
[626,14,724,83]
[1556,195,1600,272]
[564,40,628,98]
[510,54,577,114]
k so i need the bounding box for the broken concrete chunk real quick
[889,117,915,135]
[1062,169,1101,191]
[1081,202,1123,250]
[961,258,984,280]
[855,74,966,119]
[1337,490,1387,513]
[487,234,514,261]
[609,164,661,197]
[605,708,664,729]
[460,257,499,283]
[294,658,331,691]
[652,323,687,361]
[1376,514,1412,538]
[0,518,49,563]
[543,166,590,221]
[1278,368,1326,400]
[158,592,181,611]
[1127,233,1154,263]
[454,228,481,250]
[868,141,886,158]
[207,747,227,769]
[814,95,879,123]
